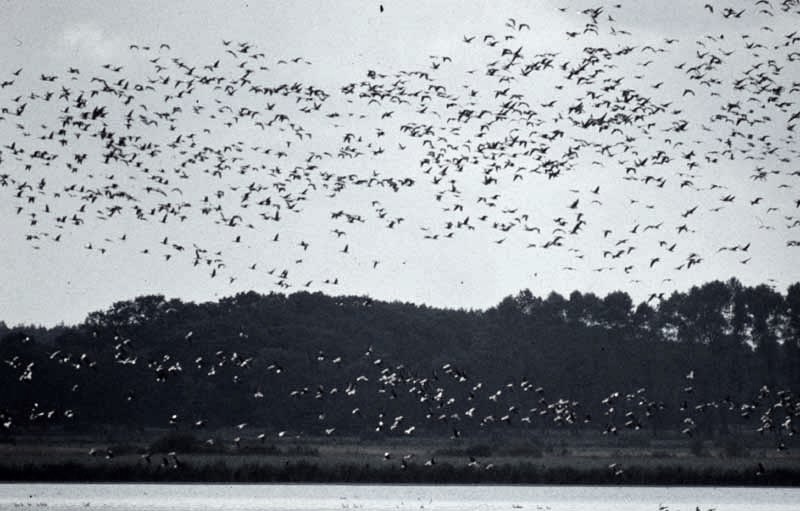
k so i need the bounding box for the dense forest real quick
[1,278,798,448]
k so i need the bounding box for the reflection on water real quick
[0,483,797,511]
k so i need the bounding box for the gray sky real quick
[1,0,799,326]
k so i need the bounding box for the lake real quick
[0,483,797,510]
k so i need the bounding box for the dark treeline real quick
[1,278,798,445]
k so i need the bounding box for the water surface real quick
[0,483,796,511]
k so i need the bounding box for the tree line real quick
[1,278,798,444]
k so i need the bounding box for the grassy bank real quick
[1,458,799,485]
[0,433,798,485]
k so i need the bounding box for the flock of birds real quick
[0,1,800,300]
[2,328,798,475]
[1,0,800,477]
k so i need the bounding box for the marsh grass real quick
[0,433,796,484]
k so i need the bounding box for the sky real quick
[1,0,799,326]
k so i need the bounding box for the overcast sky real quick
[1,0,799,326]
